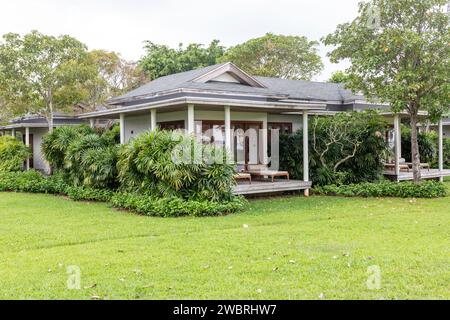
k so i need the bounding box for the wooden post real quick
[90,119,95,129]
[303,111,310,197]
[11,128,15,138]
[438,119,444,182]
[394,114,401,181]
[25,127,30,170]
[120,114,125,145]
[151,109,157,131]
[187,104,195,134]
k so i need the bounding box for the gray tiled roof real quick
[110,62,363,104]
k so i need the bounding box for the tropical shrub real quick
[313,181,447,198]
[280,111,388,186]
[42,125,119,188]
[65,186,114,202]
[110,193,248,217]
[41,125,95,171]
[0,136,31,172]
[117,129,236,201]
[0,170,67,194]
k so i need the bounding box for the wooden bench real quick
[235,172,252,184]
[247,164,290,183]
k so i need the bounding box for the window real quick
[158,121,185,131]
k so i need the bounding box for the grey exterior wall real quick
[30,128,50,173]
[444,125,450,138]
[121,110,305,144]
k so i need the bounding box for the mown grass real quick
[0,183,449,300]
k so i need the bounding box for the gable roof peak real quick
[191,62,267,88]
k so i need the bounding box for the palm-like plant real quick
[118,129,235,201]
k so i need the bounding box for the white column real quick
[119,114,125,144]
[25,127,30,170]
[187,104,195,134]
[303,111,310,197]
[90,119,95,128]
[394,114,401,180]
[261,116,268,165]
[11,128,15,137]
[438,119,444,182]
[224,106,231,151]
[150,109,157,131]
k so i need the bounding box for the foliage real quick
[280,111,388,186]
[65,186,114,202]
[41,125,96,171]
[140,40,225,80]
[85,50,148,106]
[401,127,436,163]
[0,31,97,129]
[117,129,236,201]
[110,193,247,218]
[0,170,67,194]
[222,33,323,80]
[0,136,31,172]
[64,133,119,189]
[313,181,447,198]
[323,0,450,182]
[328,71,350,84]
[42,125,119,188]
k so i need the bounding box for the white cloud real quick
[0,0,360,81]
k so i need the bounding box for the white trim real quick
[79,96,327,119]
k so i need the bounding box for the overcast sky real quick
[0,0,362,81]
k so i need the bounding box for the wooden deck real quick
[383,169,450,181]
[233,179,311,196]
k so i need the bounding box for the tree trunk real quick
[410,114,422,183]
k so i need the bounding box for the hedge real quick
[0,171,247,217]
[313,181,447,198]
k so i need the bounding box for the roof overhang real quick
[80,96,327,119]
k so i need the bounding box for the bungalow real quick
[0,113,85,173]
[77,62,449,194]
[2,62,446,194]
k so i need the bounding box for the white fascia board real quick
[80,96,327,119]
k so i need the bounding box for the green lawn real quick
[0,185,449,300]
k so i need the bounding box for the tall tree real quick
[221,33,323,80]
[323,0,450,182]
[139,40,225,80]
[0,31,96,130]
[86,50,148,107]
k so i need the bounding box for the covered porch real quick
[382,111,447,182]
[80,99,326,196]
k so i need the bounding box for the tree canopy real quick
[139,40,225,80]
[323,0,450,182]
[221,33,323,80]
[86,50,148,107]
[0,31,97,129]
[328,71,351,84]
